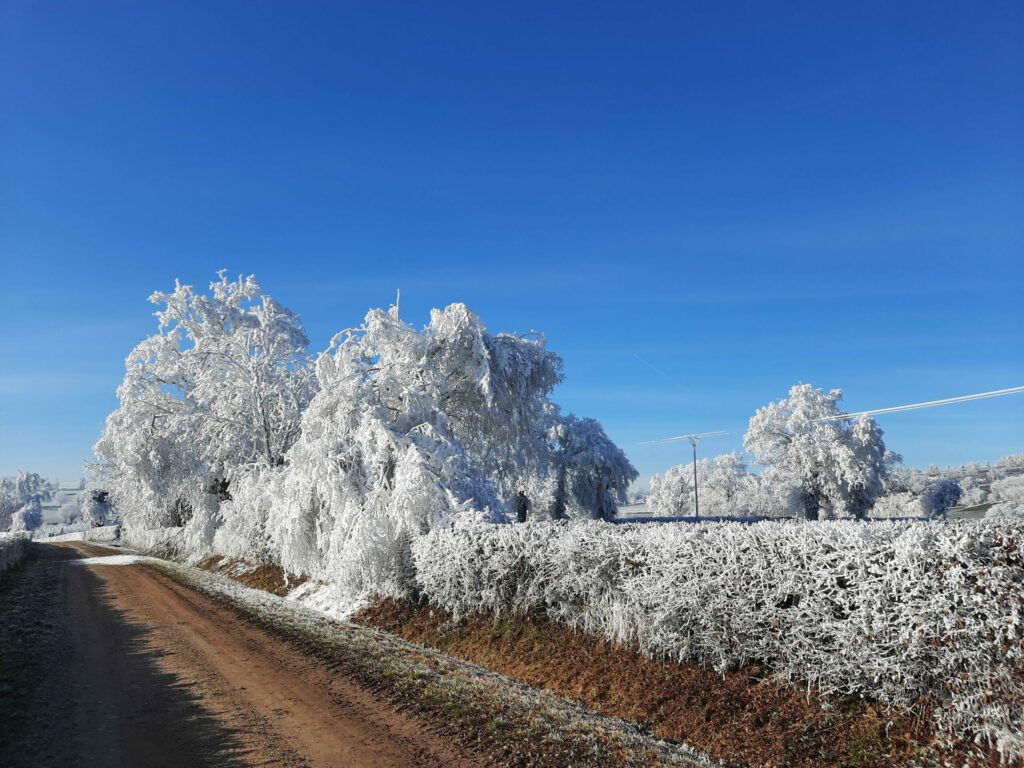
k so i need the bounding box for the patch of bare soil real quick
[354,599,1008,768]
[198,555,307,596]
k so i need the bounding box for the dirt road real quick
[0,542,471,768]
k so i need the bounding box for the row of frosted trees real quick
[92,273,637,599]
[646,384,974,520]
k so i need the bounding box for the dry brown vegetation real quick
[197,555,306,597]
[354,598,1009,768]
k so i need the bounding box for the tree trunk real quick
[551,465,568,520]
[515,491,529,523]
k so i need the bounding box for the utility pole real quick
[638,430,728,519]
[683,432,728,519]
[689,436,700,518]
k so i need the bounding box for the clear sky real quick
[1,1,1022,484]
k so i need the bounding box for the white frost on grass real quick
[284,580,365,620]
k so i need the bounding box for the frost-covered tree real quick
[94,272,316,544]
[743,384,892,520]
[80,489,113,527]
[263,302,632,601]
[0,472,52,531]
[920,478,962,519]
[647,453,798,518]
[10,497,43,532]
[647,454,747,517]
[698,452,753,512]
[548,415,637,521]
[646,463,694,516]
[266,303,556,592]
[987,475,1024,519]
[737,466,804,517]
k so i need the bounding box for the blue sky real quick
[1,1,1022,483]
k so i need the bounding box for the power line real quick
[813,385,1024,422]
[637,430,728,446]
[637,386,1021,446]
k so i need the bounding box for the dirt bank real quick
[353,598,1006,768]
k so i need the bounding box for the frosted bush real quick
[9,497,43,532]
[1,472,52,532]
[0,531,31,574]
[992,476,1024,505]
[413,518,1024,760]
[987,504,1024,520]
[869,491,926,518]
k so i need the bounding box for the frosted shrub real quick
[413,518,1024,760]
[0,531,31,574]
[869,491,926,519]
[1,472,52,532]
[920,478,962,518]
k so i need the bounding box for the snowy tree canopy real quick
[547,415,637,521]
[94,272,316,531]
[263,301,635,596]
[743,384,895,520]
[920,478,962,519]
[0,472,52,532]
[93,279,636,607]
[9,497,43,532]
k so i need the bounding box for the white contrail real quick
[632,353,680,385]
[814,385,1024,422]
[637,386,1022,445]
